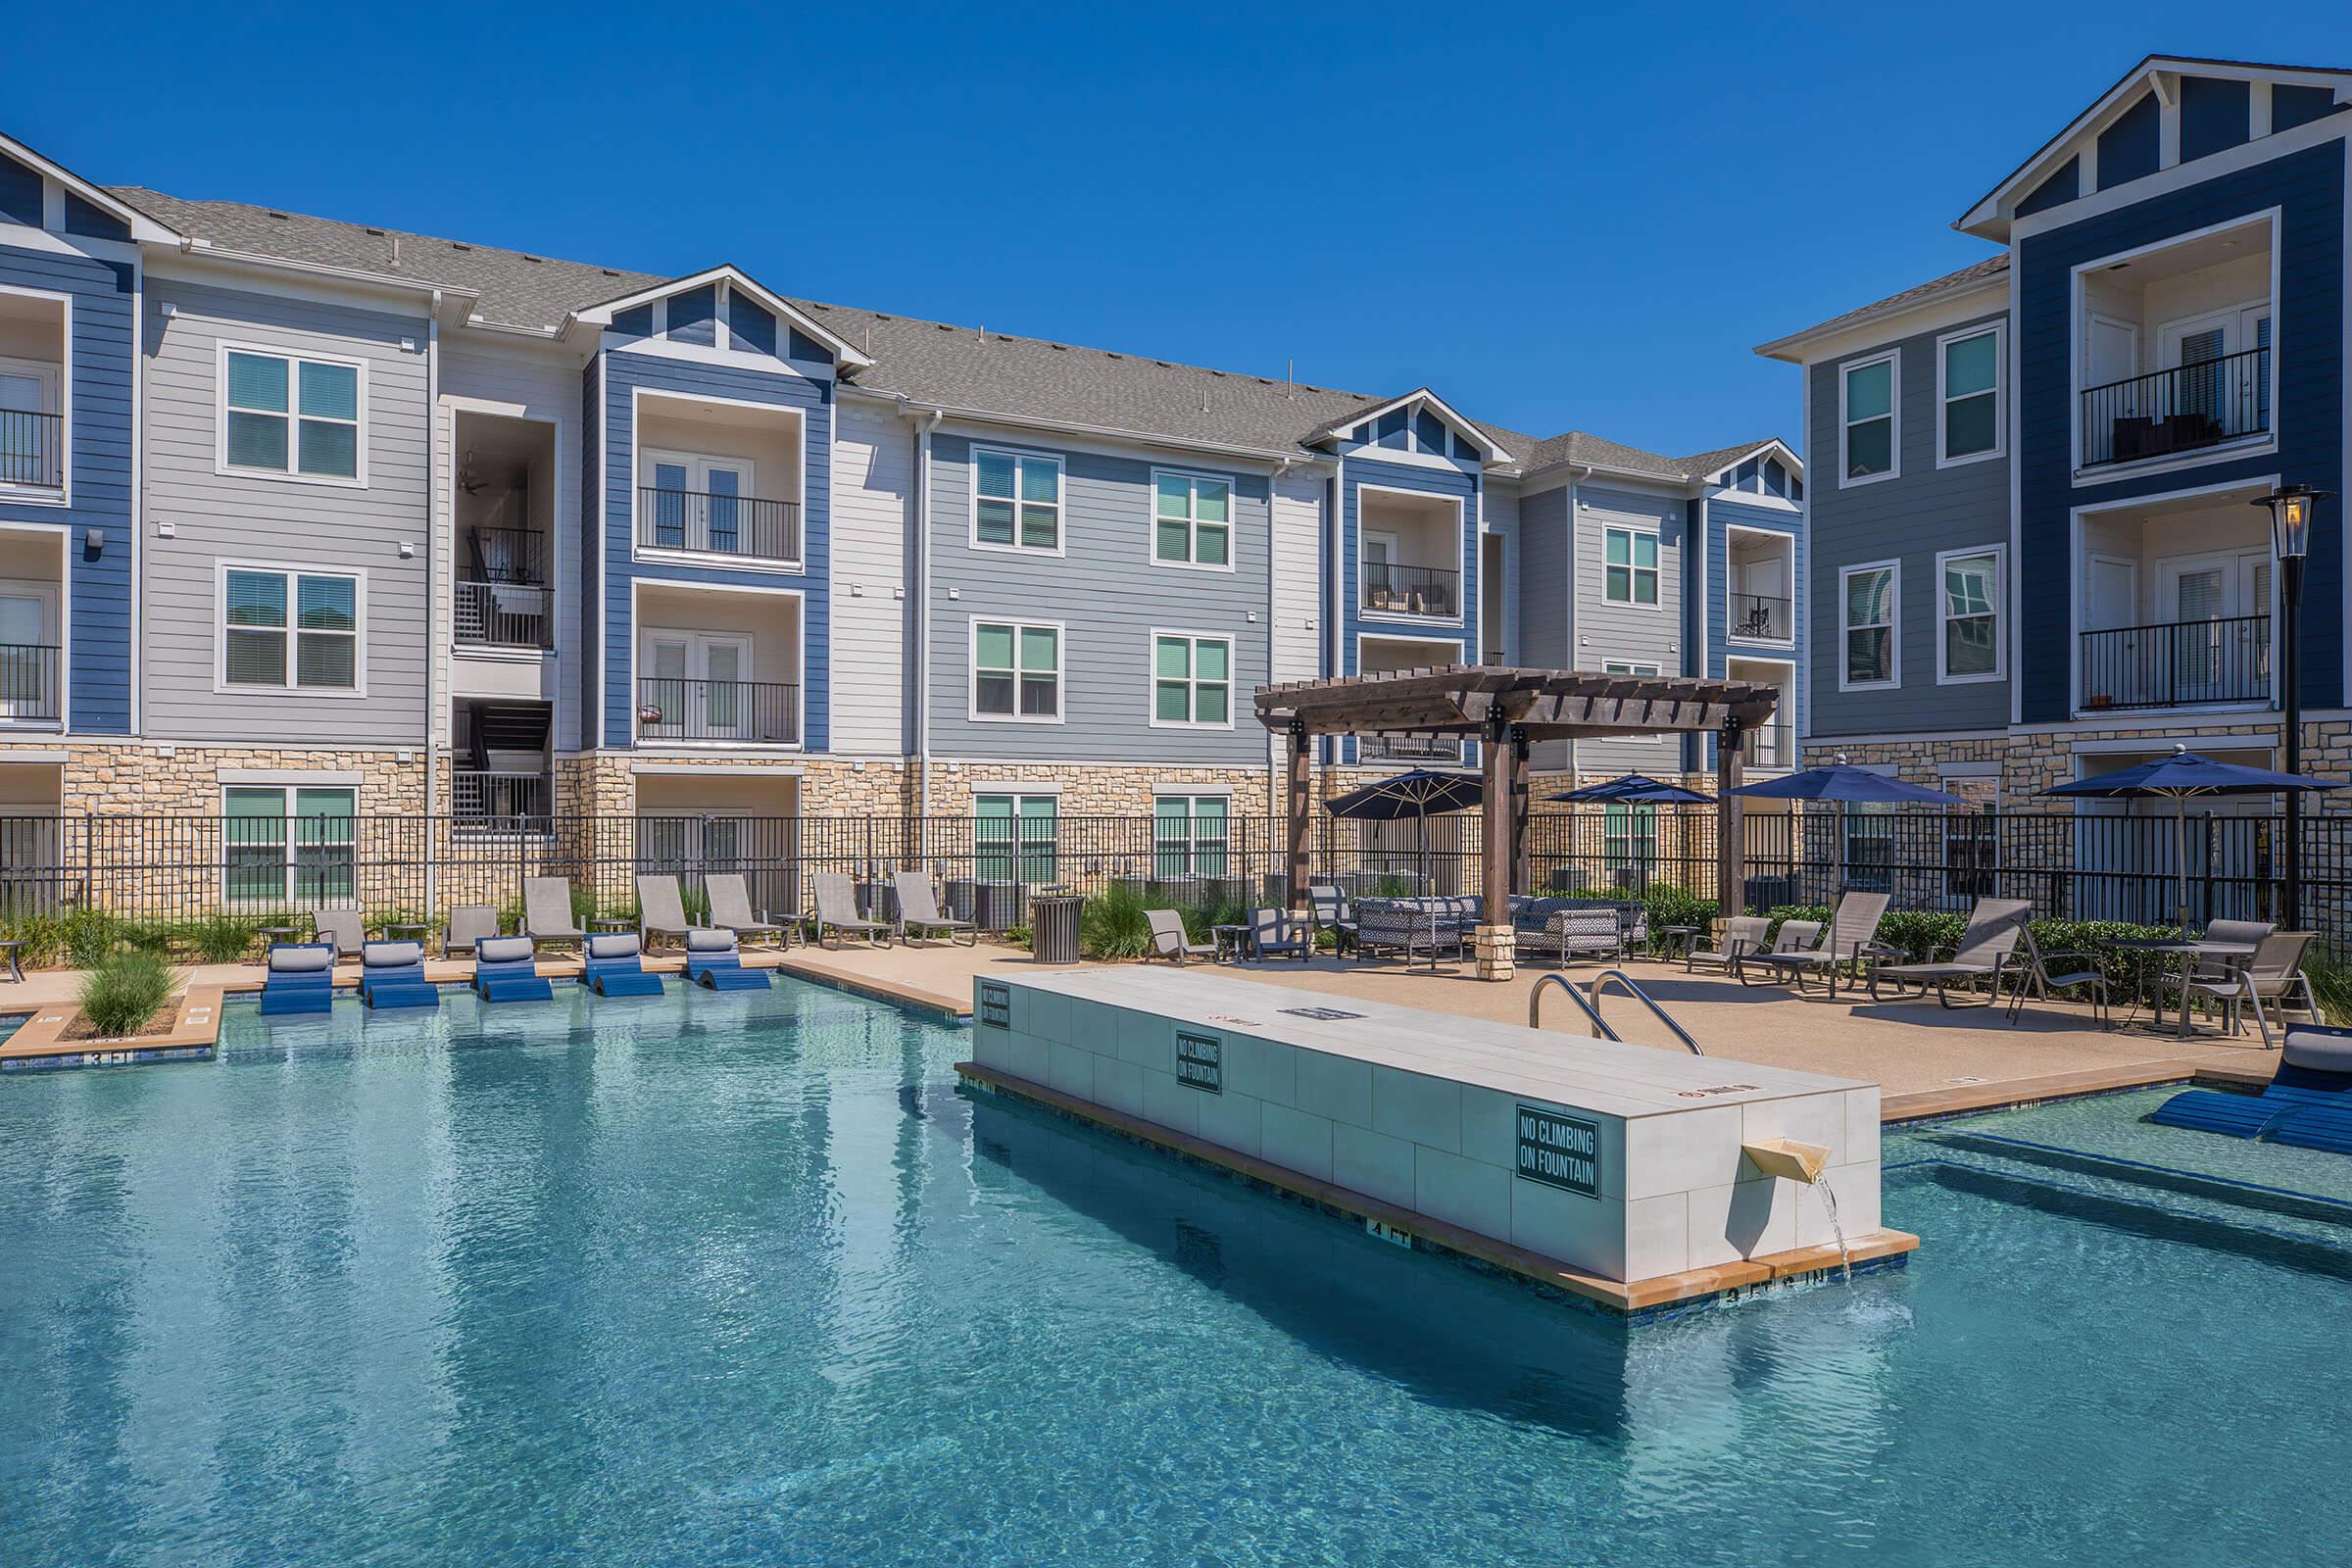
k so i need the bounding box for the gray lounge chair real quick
[707,873,790,949]
[1307,883,1356,953]
[894,870,976,946]
[2007,927,2111,1028]
[1742,892,1891,995]
[1869,898,2032,1007]
[311,906,365,962]
[1737,917,1825,986]
[1146,908,1217,965]
[1247,906,1310,962]
[445,904,500,958]
[1687,915,1770,977]
[522,876,585,952]
[636,874,698,951]
[810,872,890,949]
[2233,931,2322,1044]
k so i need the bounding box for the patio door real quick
[644,631,755,740]
[646,453,753,554]
[2157,551,2269,703]
[0,361,57,487]
[0,583,55,721]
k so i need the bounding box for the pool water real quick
[3,982,2347,1566]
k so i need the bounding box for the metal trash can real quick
[1030,892,1085,964]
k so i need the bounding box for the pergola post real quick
[1510,726,1533,896]
[1286,719,1311,912]
[1716,716,1745,918]
[1476,711,1516,981]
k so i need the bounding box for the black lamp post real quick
[2251,481,2331,928]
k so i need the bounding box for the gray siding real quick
[830,395,914,755]
[142,274,430,749]
[1805,308,2011,738]
[1516,482,1572,769]
[925,429,1270,764]
[1573,482,1687,777]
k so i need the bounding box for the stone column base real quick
[1473,923,1516,982]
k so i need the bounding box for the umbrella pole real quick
[2176,795,2189,937]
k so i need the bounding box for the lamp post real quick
[2252,482,2331,928]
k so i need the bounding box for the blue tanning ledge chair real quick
[260,943,336,1015]
[582,932,664,998]
[357,940,438,1010]
[686,927,770,992]
[473,936,553,1004]
[2150,1024,2352,1154]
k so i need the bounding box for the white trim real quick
[0,282,71,507]
[966,443,1065,558]
[1837,348,1900,488]
[626,383,808,570]
[1934,544,2007,684]
[0,132,181,243]
[1838,559,1900,692]
[965,780,1064,796]
[1146,466,1239,573]
[966,614,1066,724]
[1353,480,1466,628]
[1316,388,1513,464]
[213,560,368,698]
[217,778,363,907]
[1146,627,1237,731]
[213,340,369,489]
[569,265,873,370]
[1599,520,1663,611]
[1934,320,2006,467]
[1151,782,1233,797]
[626,575,807,751]
[1722,522,1797,648]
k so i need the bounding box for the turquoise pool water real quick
[3,982,2347,1566]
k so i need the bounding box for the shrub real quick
[1002,923,1032,949]
[0,911,67,969]
[2299,943,2352,1025]
[182,913,260,964]
[77,951,177,1038]
[63,908,122,968]
[1080,882,1153,960]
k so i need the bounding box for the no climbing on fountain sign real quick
[1516,1105,1601,1198]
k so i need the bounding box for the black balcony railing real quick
[1359,733,1463,764]
[1730,592,1792,642]
[0,410,63,489]
[466,525,548,585]
[2080,614,2271,710]
[2081,347,2270,468]
[1361,562,1459,618]
[638,488,802,564]
[451,770,553,827]
[1740,720,1795,769]
[0,643,61,724]
[455,580,554,649]
[636,677,801,745]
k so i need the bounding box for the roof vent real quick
[522,255,544,264]
[601,269,619,277]
[450,241,472,251]
[267,210,290,220]
[365,226,385,236]
[1050,343,1067,352]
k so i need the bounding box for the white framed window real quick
[975,792,1057,884]
[1936,325,2004,466]
[1839,560,1899,690]
[971,447,1062,553]
[1936,547,2003,683]
[1839,350,1898,485]
[220,564,363,693]
[1603,660,1665,742]
[1152,469,1233,568]
[1151,632,1232,727]
[1603,526,1659,606]
[220,345,365,483]
[1153,794,1230,879]
[970,618,1062,721]
[222,784,358,907]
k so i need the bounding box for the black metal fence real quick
[637,487,803,564]
[2079,614,2270,710]
[2080,345,2269,467]
[1361,561,1459,617]
[0,409,63,488]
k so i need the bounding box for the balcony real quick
[1740,720,1794,770]
[0,643,60,727]
[637,677,800,745]
[451,769,553,830]
[1359,733,1463,765]
[637,487,803,565]
[2080,615,2271,710]
[1361,562,1459,619]
[0,410,63,492]
[456,525,553,649]
[2081,348,2270,470]
[1729,592,1792,643]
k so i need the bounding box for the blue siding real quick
[0,240,135,734]
[1340,456,1478,766]
[1703,495,1805,770]
[2095,93,2161,189]
[729,293,776,356]
[2273,84,2340,135]
[610,304,654,338]
[2180,76,2251,164]
[62,192,128,243]
[599,350,831,751]
[2018,156,2080,217]
[2017,141,2346,722]
[788,326,830,363]
[0,155,38,225]
[667,286,716,346]
[579,358,603,748]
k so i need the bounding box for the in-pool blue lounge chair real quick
[2150,1024,2352,1152]
[685,927,770,991]
[357,941,437,1009]
[581,932,664,998]
[260,942,335,1015]
[472,936,553,1003]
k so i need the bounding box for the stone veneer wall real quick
[12,743,435,816]
[1803,717,2352,805]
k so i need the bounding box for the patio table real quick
[1653,924,1702,962]
[2107,938,2258,1040]
[1212,924,1251,962]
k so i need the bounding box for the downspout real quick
[423,295,440,912]
[912,402,945,814]
[1565,463,1592,778]
[1267,455,1298,813]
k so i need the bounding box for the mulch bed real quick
[56,999,186,1044]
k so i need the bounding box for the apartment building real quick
[0,126,1800,846]
[1759,54,2349,808]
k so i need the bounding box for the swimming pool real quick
[2,981,2345,1565]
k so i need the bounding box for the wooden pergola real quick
[1255,666,1784,976]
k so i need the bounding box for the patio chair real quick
[311,906,366,962]
[1308,883,1357,953]
[708,873,792,949]
[581,932,664,998]
[2005,927,2111,1028]
[1687,915,1770,978]
[1741,892,1892,995]
[895,870,978,947]
[356,941,436,1010]
[2157,918,2279,1032]
[635,874,699,951]
[2235,931,2322,1045]
[522,877,585,952]
[1248,906,1310,962]
[2151,1024,2352,1151]
[1145,908,1218,965]
[259,943,335,1015]
[444,904,500,958]
[810,872,891,949]
[685,926,771,991]
[1536,907,1625,969]
[472,935,554,1004]
[1353,899,1458,970]
[1734,917,1823,986]
[1868,898,2032,1007]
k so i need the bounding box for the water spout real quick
[1741,1138,1852,1283]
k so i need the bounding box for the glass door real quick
[0,587,53,721]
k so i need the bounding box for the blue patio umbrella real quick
[2041,745,2341,932]
[1547,773,1715,805]
[1731,757,1968,897]
[1324,767,1483,892]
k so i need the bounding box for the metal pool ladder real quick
[1529,970,1703,1056]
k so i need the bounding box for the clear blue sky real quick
[14,2,2350,459]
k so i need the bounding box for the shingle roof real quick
[113,185,1777,481]
[1759,254,2010,353]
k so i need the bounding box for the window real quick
[1603,802,1657,881]
[1938,549,2001,681]
[1153,795,1230,880]
[1152,633,1231,726]
[975,794,1057,886]
[1842,807,1894,893]
[223,785,357,907]
[1604,661,1664,742]
[1938,326,2002,464]
[973,449,1061,552]
[222,567,360,691]
[1152,471,1232,567]
[1604,527,1659,605]
[1840,562,1898,688]
[223,349,362,480]
[972,620,1060,720]
[1840,352,1897,483]
[644,451,760,556]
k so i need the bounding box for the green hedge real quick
[1760,903,2209,992]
